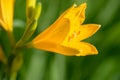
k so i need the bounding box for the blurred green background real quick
[0,0,120,80]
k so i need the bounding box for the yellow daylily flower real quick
[30,3,101,56]
[0,0,14,32]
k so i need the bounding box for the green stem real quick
[10,72,17,80]
[7,31,15,48]
[3,53,23,80]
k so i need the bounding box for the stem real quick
[3,53,23,80]
[10,72,17,80]
[7,31,15,48]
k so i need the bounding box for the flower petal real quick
[33,18,70,44]
[71,3,86,24]
[64,3,86,34]
[0,0,14,31]
[66,42,98,56]
[32,4,76,41]
[61,3,86,44]
[74,24,101,41]
[32,41,79,56]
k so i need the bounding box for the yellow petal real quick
[33,6,75,41]
[32,41,79,56]
[61,3,86,24]
[61,3,87,44]
[0,5,2,20]
[0,19,6,29]
[58,4,77,19]
[70,3,86,25]
[64,3,86,34]
[0,0,14,31]
[65,42,98,56]
[33,18,70,44]
[73,24,101,41]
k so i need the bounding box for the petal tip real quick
[73,2,87,7]
[73,3,77,7]
[92,49,98,54]
[81,3,87,7]
[96,24,101,30]
[82,3,87,5]
[96,24,101,28]
[77,2,87,10]
[98,24,101,28]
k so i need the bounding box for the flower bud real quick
[26,0,36,20]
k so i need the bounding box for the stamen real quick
[68,36,72,42]
[73,31,77,37]
[77,31,80,35]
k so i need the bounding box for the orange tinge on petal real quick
[30,3,101,56]
[0,0,14,32]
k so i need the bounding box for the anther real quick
[77,31,80,35]
[68,36,72,42]
[73,31,77,37]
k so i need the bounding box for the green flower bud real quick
[32,2,42,20]
[26,0,36,21]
